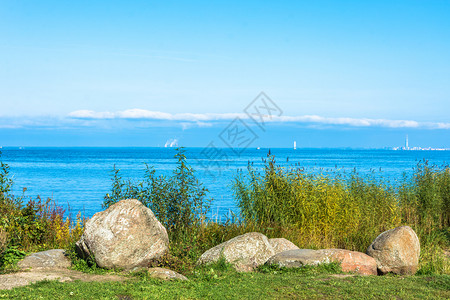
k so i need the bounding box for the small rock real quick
[197,232,275,272]
[148,267,188,281]
[76,199,169,270]
[269,238,299,254]
[366,226,420,275]
[267,248,377,275]
[18,249,71,270]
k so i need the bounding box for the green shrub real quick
[103,147,211,235]
[0,152,85,272]
[0,246,26,270]
[0,195,84,253]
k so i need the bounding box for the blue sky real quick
[1,0,449,148]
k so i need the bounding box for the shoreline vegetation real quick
[0,148,449,296]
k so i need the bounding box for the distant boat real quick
[293,141,297,150]
[256,147,260,150]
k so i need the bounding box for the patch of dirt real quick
[0,268,128,290]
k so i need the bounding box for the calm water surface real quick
[1,147,449,218]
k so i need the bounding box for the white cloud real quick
[67,109,450,129]
[0,124,22,129]
[272,115,421,128]
[117,109,173,120]
[68,109,246,122]
[68,110,115,119]
[430,122,450,129]
[181,121,213,130]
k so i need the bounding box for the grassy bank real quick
[2,265,450,299]
[1,149,449,276]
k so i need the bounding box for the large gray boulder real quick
[76,199,169,270]
[267,248,377,275]
[18,249,71,270]
[197,232,275,272]
[366,226,420,275]
[269,238,299,254]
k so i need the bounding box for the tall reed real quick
[233,154,448,257]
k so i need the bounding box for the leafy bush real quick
[103,147,211,235]
[0,195,84,253]
[0,246,26,270]
[0,152,85,271]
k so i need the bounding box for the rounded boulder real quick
[76,199,169,270]
[18,249,71,270]
[197,232,275,272]
[366,226,420,275]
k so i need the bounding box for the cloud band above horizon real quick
[68,109,450,130]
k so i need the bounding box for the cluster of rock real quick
[197,226,420,276]
[196,232,377,275]
[18,199,421,280]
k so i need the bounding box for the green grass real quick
[1,267,449,299]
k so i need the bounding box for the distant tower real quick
[405,134,409,150]
[294,141,297,150]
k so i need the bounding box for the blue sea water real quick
[1,147,450,219]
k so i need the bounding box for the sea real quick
[1,147,450,219]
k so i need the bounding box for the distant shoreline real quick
[1,146,450,151]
